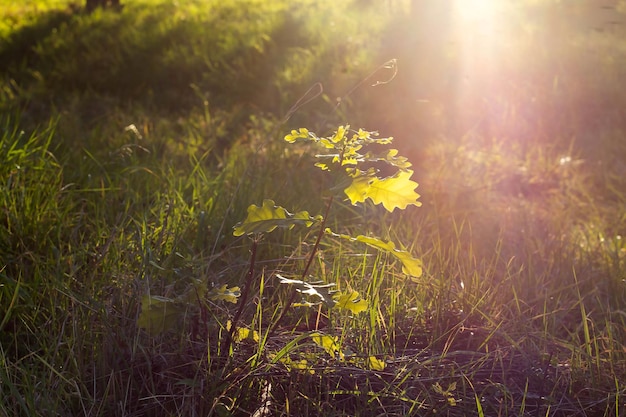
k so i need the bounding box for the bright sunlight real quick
[453,0,497,22]
[408,0,508,136]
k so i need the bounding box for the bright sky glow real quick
[449,0,502,128]
[406,0,516,141]
[453,0,497,22]
[444,0,507,136]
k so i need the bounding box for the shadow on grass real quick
[0,5,79,70]
[0,1,330,127]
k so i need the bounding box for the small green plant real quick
[432,381,459,408]
[139,125,423,352]
[225,126,422,347]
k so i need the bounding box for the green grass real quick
[1,0,626,415]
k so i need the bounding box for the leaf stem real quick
[269,194,335,335]
[268,144,346,335]
[267,138,347,336]
[222,237,258,355]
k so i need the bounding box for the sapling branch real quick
[222,237,259,355]
[268,146,344,336]
[268,195,334,336]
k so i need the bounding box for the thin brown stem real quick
[222,237,258,356]
[268,194,335,336]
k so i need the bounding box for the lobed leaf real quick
[233,199,322,236]
[326,230,423,278]
[319,137,336,149]
[284,128,310,143]
[311,332,344,359]
[364,169,421,212]
[234,327,260,343]
[369,136,394,145]
[368,356,386,371]
[331,125,347,143]
[352,128,393,145]
[355,235,423,278]
[314,161,329,171]
[343,171,374,205]
[334,291,368,314]
[362,148,412,169]
[208,284,241,303]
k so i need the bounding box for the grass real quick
[1,0,626,415]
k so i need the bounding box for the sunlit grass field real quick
[1,0,625,415]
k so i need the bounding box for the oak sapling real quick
[138,125,423,363]
[232,125,423,346]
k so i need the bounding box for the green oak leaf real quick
[334,291,368,314]
[233,199,322,236]
[331,125,348,143]
[319,137,336,149]
[343,170,374,205]
[234,327,260,343]
[284,128,310,143]
[355,235,423,278]
[355,128,370,140]
[208,284,241,303]
[311,332,344,359]
[352,128,392,145]
[362,148,413,169]
[365,169,421,212]
[368,355,386,371]
[369,135,393,145]
[326,230,423,278]
[314,161,329,170]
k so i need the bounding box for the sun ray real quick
[453,0,497,22]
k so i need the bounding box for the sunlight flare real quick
[453,0,497,22]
